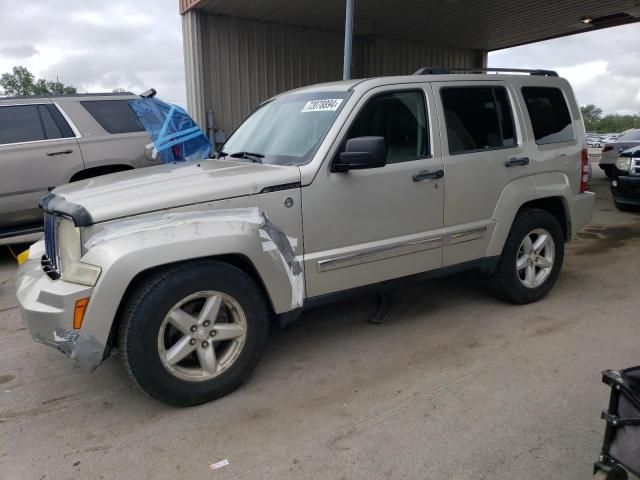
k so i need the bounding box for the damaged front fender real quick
[78,207,305,350]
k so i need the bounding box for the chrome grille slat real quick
[43,213,60,275]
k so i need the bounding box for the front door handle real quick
[413,169,444,182]
[46,149,73,156]
[505,157,530,167]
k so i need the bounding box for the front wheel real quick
[118,260,270,406]
[490,209,564,304]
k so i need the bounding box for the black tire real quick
[614,201,638,212]
[603,165,613,178]
[489,209,564,304]
[118,260,270,406]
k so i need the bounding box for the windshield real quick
[220,91,350,166]
[617,130,640,142]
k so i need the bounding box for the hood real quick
[619,146,640,157]
[50,159,300,224]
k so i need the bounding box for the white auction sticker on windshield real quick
[301,99,343,113]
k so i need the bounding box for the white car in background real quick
[599,129,640,178]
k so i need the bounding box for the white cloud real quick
[0,0,186,106]
[489,23,640,115]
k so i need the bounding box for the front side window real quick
[221,92,350,166]
[81,100,144,134]
[522,87,575,145]
[441,86,516,155]
[0,104,72,145]
[345,90,429,164]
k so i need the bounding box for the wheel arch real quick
[107,254,276,352]
[69,164,134,182]
[487,175,573,257]
[517,196,569,241]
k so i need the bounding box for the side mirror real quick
[332,136,387,172]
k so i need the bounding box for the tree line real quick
[0,66,77,96]
[580,104,640,133]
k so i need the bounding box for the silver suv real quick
[0,92,159,241]
[16,68,595,406]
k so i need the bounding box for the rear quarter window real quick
[521,87,575,145]
[81,100,144,134]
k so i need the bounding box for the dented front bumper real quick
[15,240,104,370]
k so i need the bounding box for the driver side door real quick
[301,85,445,298]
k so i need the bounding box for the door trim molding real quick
[444,226,488,246]
[316,236,444,272]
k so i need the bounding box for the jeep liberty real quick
[15,68,595,406]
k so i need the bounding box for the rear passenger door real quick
[76,99,154,169]
[0,103,82,233]
[433,81,529,267]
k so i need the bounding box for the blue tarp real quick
[129,97,211,163]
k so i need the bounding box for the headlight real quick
[57,219,81,272]
[57,219,101,286]
[616,156,631,172]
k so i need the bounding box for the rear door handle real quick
[505,157,530,167]
[46,149,73,156]
[413,169,444,182]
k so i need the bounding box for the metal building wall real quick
[190,13,486,135]
[182,10,207,128]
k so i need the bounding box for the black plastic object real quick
[333,136,387,172]
[595,366,640,478]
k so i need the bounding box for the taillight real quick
[602,145,613,152]
[580,148,589,193]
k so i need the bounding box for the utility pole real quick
[342,0,354,80]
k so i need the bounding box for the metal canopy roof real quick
[180,0,640,51]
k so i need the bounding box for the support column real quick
[182,10,207,129]
[342,0,354,80]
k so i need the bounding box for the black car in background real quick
[611,146,640,211]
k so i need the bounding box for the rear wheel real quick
[490,209,564,304]
[118,260,270,406]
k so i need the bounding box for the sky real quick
[0,0,186,105]
[489,22,640,115]
[0,2,638,116]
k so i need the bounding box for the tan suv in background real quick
[0,92,159,241]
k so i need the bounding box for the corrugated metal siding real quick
[179,0,204,15]
[203,15,344,134]
[182,10,207,128]
[187,0,639,51]
[199,15,483,135]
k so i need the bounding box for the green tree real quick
[0,65,77,96]
[580,104,603,131]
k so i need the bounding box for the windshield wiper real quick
[229,151,264,163]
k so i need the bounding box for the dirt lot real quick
[1,165,639,480]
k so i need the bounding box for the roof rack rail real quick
[413,66,559,77]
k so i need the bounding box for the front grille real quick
[42,213,60,279]
[631,157,640,176]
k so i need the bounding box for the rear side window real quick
[81,100,144,134]
[346,90,429,164]
[441,86,516,154]
[0,104,74,145]
[521,87,575,145]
